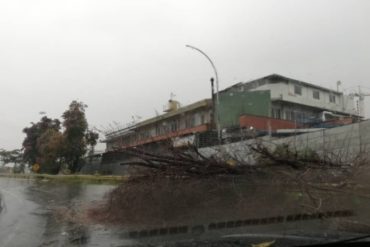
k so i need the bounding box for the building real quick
[218,74,359,132]
[104,99,214,152]
[104,74,361,151]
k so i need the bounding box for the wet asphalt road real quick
[1,176,370,247]
[0,177,134,247]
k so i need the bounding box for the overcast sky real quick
[0,0,369,150]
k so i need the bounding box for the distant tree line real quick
[0,149,24,173]
[0,100,99,174]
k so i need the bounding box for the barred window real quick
[313,90,320,99]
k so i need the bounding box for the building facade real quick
[104,99,213,151]
[104,74,360,151]
[220,74,359,129]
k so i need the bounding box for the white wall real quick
[251,81,357,116]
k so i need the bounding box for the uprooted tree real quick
[115,139,359,177]
[87,141,368,227]
[118,145,246,177]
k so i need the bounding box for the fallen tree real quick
[118,145,248,177]
[84,142,369,229]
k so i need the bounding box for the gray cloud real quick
[0,0,369,150]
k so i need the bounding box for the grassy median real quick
[0,172,129,184]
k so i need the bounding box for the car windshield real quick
[1,1,370,246]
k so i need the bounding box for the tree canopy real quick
[0,149,23,165]
[62,101,90,173]
[0,149,25,173]
[22,116,61,166]
[21,101,99,174]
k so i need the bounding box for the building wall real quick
[270,101,320,123]
[221,76,358,126]
[105,107,213,151]
[218,90,271,128]
[239,114,300,131]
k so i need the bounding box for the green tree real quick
[36,129,64,174]
[21,101,98,174]
[85,130,99,155]
[62,101,94,172]
[0,149,22,164]
[0,149,25,173]
[22,116,61,166]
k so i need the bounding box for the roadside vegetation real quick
[0,149,24,173]
[0,100,99,174]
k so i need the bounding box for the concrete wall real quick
[199,120,370,164]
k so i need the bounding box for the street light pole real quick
[185,45,221,144]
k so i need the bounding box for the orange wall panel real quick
[239,115,299,131]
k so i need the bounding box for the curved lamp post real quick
[186,45,221,143]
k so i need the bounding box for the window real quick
[295,112,303,123]
[185,116,195,128]
[329,94,336,103]
[170,121,177,132]
[285,110,295,121]
[201,114,205,124]
[313,90,320,100]
[156,125,160,135]
[294,85,302,95]
[271,108,281,119]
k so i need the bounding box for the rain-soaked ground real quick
[0,177,134,247]
[1,176,370,247]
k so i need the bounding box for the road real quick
[1,176,370,247]
[0,177,133,247]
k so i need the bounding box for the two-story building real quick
[218,74,359,131]
[104,99,214,152]
[104,74,361,152]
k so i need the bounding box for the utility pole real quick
[186,45,221,144]
[210,77,216,133]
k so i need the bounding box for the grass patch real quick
[0,172,129,184]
